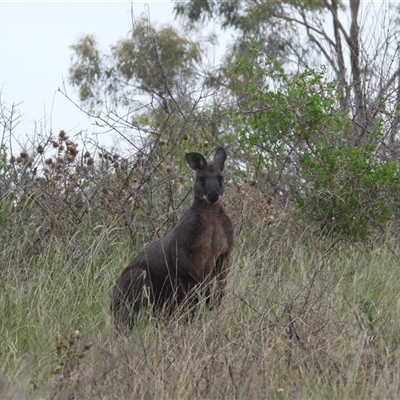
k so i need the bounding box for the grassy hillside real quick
[1,189,400,399]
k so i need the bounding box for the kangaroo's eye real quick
[217,175,223,183]
[199,176,206,182]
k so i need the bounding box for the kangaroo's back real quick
[111,147,233,329]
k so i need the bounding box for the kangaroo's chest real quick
[209,219,230,254]
[166,205,232,280]
[186,215,230,273]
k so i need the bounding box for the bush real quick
[230,51,400,241]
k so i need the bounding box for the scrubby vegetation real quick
[2,164,400,398]
[2,117,400,398]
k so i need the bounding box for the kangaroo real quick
[110,147,234,329]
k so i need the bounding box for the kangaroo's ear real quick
[213,147,227,171]
[185,152,207,171]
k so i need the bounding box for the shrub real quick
[230,50,400,241]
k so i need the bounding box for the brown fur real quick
[110,147,234,329]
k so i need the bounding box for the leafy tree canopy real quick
[69,20,201,113]
[174,0,400,144]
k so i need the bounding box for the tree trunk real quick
[348,0,366,137]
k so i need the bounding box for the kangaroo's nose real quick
[207,190,219,203]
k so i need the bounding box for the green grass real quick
[1,216,400,399]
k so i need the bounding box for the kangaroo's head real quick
[185,147,227,204]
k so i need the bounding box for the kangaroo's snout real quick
[206,190,219,203]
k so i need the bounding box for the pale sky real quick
[0,1,178,147]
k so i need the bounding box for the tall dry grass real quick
[1,131,400,399]
[2,203,400,399]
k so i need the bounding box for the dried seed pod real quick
[120,160,128,170]
[83,342,93,351]
[45,158,53,165]
[68,330,80,346]
[37,145,44,154]
[20,151,28,159]
[67,145,78,156]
